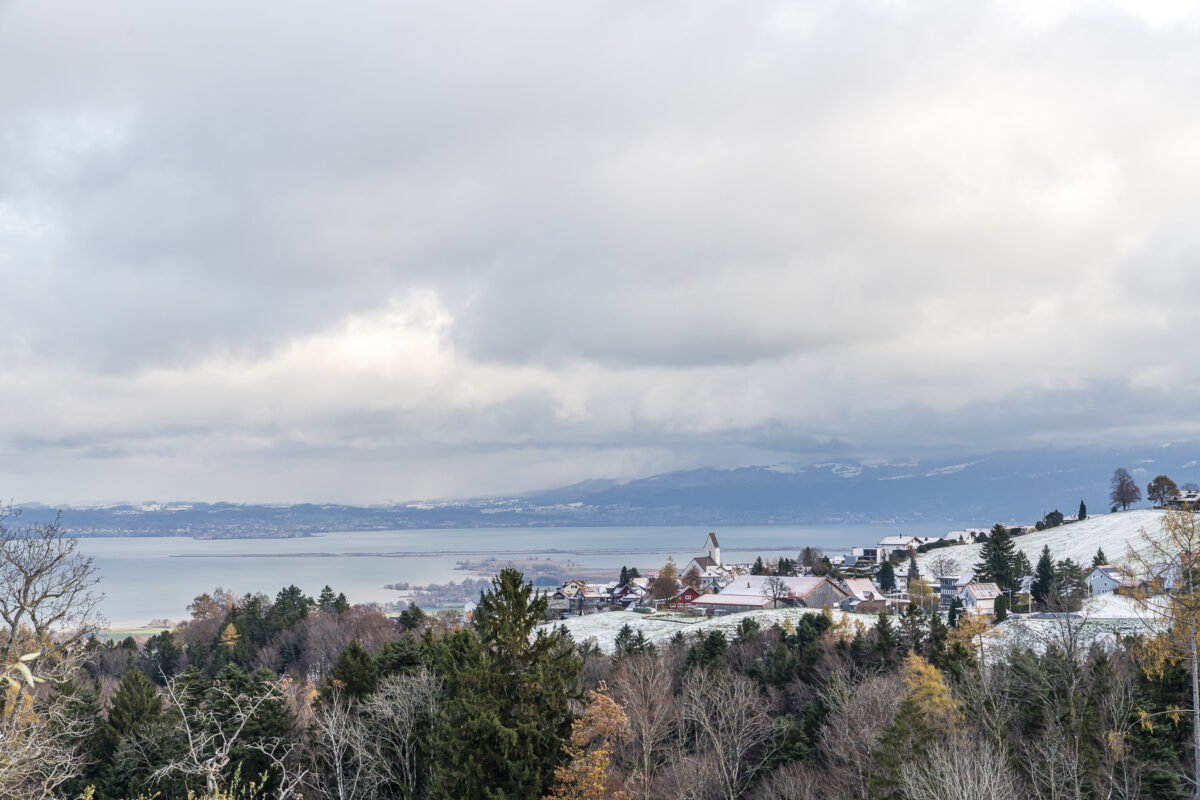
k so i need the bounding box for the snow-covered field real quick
[550,607,880,654]
[915,509,1164,578]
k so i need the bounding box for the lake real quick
[76,521,963,627]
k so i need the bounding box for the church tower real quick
[704,531,720,565]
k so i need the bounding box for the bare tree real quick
[900,733,1022,800]
[358,668,441,797]
[0,508,101,663]
[761,577,789,609]
[0,508,102,797]
[1111,468,1142,511]
[680,668,777,800]
[929,553,961,582]
[818,668,902,797]
[610,653,678,800]
[305,693,376,800]
[752,761,829,800]
[146,672,300,798]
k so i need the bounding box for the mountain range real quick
[15,443,1200,536]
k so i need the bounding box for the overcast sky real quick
[2,0,1200,504]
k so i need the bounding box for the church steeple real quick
[704,531,720,565]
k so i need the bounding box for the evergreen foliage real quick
[877,561,896,593]
[973,523,1019,593]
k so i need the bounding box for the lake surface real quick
[76,522,962,627]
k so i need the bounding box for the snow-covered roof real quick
[964,582,1002,600]
[691,593,772,608]
[842,578,881,601]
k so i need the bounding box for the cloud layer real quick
[3,0,1200,503]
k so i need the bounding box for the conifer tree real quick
[874,612,898,667]
[334,592,350,614]
[397,601,427,631]
[974,524,1018,593]
[1093,547,1108,568]
[104,667,162,759]
[1079,499,1087,521]
[1032,545,1056,610]
[908,554,920,581]
[331,639,378,698]
[878,561,896,593]
[317,585,338,613]
[430,568,581,799]
[994,593,1009,622]
[947,597,962,628]
[751,556,765,575]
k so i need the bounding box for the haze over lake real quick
[80,522,961,627]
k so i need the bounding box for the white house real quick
[1086,564,1125,595]
[691,575,850,614]
[876,535,940,561]
[959,582,1002,616]
[840,577,885,611]
[938,572,974,608]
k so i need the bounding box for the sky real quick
[3,0,1200,504]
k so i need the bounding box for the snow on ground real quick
[915,509,1165,578]
[548,607,880,654]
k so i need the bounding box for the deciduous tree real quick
[1111,468,1142,511]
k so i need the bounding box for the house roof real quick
[691,593,772,608]
[842,578,881,601]
[715,575,848,603]
[687,556,718,571]
[965,582,1002,600]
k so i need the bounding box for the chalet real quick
[959,582,1002,616]
[1086,564,1126,595]
[691,575,849,615]
[683,532,723,577]
[667,586,702,610]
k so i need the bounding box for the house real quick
[846,546,881,566]
[683,532,723,577]
[959,582,1003,616]
[1086,564,1126,595]
[937,572,973,608]
[876,535,940,561]
[697,564,738,591]
[840,578,885,611]
[691,575,850,615]
[1167,490,1200,509]
[941,529,986,545]
[667,586,702,610]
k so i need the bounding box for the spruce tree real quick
[1093,547,1108,568]
[430,568,581,800]
[1079,500,1087,521]
[974,524,1018,593]
[317,585,338,613]
[947,598,962,628]
[1032,545,1056,610]
[908,554,920,582]
[878,561,897,593]
[994,593,1009,622]
[104,667,162,759]
[331,639,378,698]
[397,601,427,631]
[334,592,350,614]
[618,566,630,587]
[751,556,765,575]
[874,612,898,667]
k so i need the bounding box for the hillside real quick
[915,509,1165,577]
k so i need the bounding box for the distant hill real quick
[18,444,1200,535]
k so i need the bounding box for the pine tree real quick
[947,598,962,628]
[397,601,427,631]
[334,592,350,614]
[874,612,898,667]
[878,561,897,593]
[317,584,338,613]
[751,556,765,575]
[1079,500,1087,521]
[1032,545,1055,610]
[618,566,630,587]
[994,593,1009,622]
[1016,549,1033,578]
[908,554,920,582]
[1093,547,1108,568]
[376,633,424,676]
[331,639,378,698]
[974,524,1018,593]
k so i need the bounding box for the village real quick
[544,502,1194,628]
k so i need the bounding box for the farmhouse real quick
[839,577,886,612]
[1086,564,1127,595]
[691,575,849,615]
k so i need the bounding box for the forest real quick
[3,507,1200,800]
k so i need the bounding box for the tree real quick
[430,568,580,799]
[1092,547,1108,568]
[1032,545,1055,610]
[1079,500,1087,521]
[610,654,676,800]
[762,576,790,608]
[947,598,963,628]
[359,668,441,799]
[751,557,765,576]
[1127,505,1200,798]
[1149,475,1179,507]
[993,593,1009,622]
[397,602,427,632]
[1043,509,1064,528]
[544,688,631,800]
[331,639,378,699]
[106,667,162,747]
[878,561,897,593]
[1111,468,1142,510]
[317,585,339,613]
[679,668,777,800]
[908,554,921,582]
[974,524,1018,594]
[651,558,679,601]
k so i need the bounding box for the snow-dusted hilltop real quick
[915,509,1165,577]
